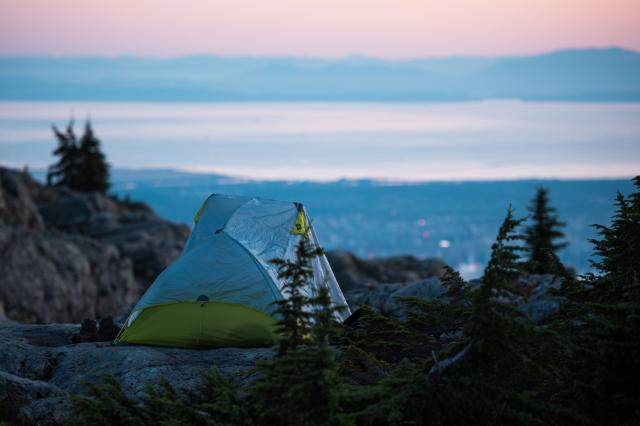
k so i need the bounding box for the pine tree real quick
[467,205,525,359]
[77,121,110,193]
[482,205,525,294]
[47,119,110,193]
[524,187,568,275]
[309,285,344,345]
[251,238,343,426]
[451,206,574,424]
[571,176,640,424]
[399,266,470,356]
[590,178,640,292]
[47,120,82,189]
[269,238,322,355]
[340,304,412,364]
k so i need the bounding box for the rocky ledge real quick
[0,167,190,323]
[0,319,273,425]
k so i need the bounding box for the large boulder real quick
[38,190,189,288]
[0,371,69,426]
[516,274,565,323]
[0,321,273,425]
[0,166,190,323]
[0,228,137,323]
[344,273,565,323]
[0,167,45,230]
[327,250,445,292]
[344,277,446,315]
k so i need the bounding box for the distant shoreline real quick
[2,48,639,102]
[18,167,636,186]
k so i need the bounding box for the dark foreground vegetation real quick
[67,177,640,426]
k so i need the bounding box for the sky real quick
[0,0,639,59]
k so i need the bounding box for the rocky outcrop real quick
[36,187,189,287]
[0,167,45,230]
[326,250,446,292]
[514,274,566,323]
[0,227,137,323]
[0,166,189,324]
[343,272,565,324]
[344,277,446,315]
[0,371,69,426]
[0,320,272,425]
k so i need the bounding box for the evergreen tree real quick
[467,205,525,362]
[570,176,640,424]
[47,120,82,189]
[340,304,413,364]
[440,265,469,304]
[590,178,640,292]
[451,205,575,425]
[251,238,343,426]
[481,205,526,294]
[400,267,471,356]
[524,187,568,275]
[47,119,110,193]
[269,238,322,355]
[341,209,575,425]
[77,121,110,193]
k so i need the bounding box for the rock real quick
[0,167,45,230]
[38,190,190,288]
[344,277,446,315]
[327,250,446,292]
[516,274,565,323]
[16,396,70,426]
[344,273,565,323]
[0,325,61,380]
[0,227,138,323]
[0,371,69,425]
[0,321,273,425]
[0,166,189,323]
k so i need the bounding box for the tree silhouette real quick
[524,187,567,275]
[251,238,343,426]
[482,205,526,292]
[47,119,110,193]
[571,176,640,424]
[467,205,525,349]
[47,120,81,189]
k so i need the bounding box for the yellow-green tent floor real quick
[115,301,279,348]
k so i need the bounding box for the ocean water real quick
[1,101,639,181]
[1,101,638,278]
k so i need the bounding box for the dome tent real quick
[115,194,350,348]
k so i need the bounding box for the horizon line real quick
[1,46,637,62]
[13,164,636,186]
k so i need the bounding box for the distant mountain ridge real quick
[1,48,639,101]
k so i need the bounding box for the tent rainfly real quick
[114,194,351,348]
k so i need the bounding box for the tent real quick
[114,194,350,348]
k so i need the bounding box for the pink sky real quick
[1,0,639,58]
